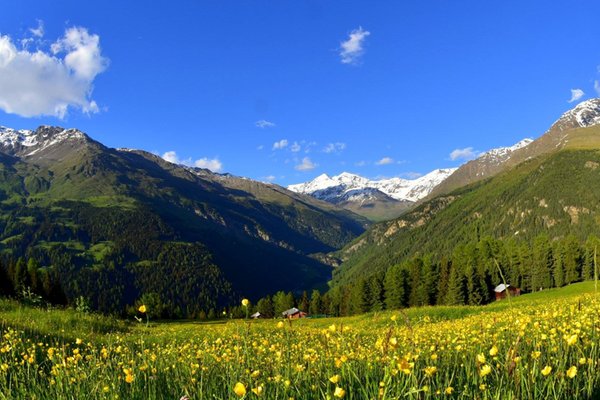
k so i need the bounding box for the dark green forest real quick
[247,233,598,317]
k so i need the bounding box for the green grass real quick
[0,281,599,399]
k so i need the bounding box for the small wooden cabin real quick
[250,312,262,319]
[281,307,307,319]
[494,283,521,300]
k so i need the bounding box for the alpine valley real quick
[1,99,600,317]
[0,125,369,316]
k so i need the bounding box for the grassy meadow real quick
[1,282,600,399]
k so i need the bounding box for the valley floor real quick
[1,282,599,399]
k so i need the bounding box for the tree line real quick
[247,233,599,317]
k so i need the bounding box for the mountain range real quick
[287,137,540,220]
[0,125,368,316]
[1,98,600,316]
[331,98,600,287]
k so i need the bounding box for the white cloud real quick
[568,88,585,103]
[595,80,600,96]
[262,175,276,183]
[290,141,301,152]
[162,151,182,164]
[323,142,346,154]
[295,157,317,171]
[194,157,223,172]
[0,26,108,118]
[304,141,317,153]
[272,139,288,150]
[449,147,478,161]
[29,20,44,38]
[257,145,264,150]
[355,160,367,167]
[255,119,275,128]
[375,157,394,165]
[339,27,370,65]
[162,151,223,172]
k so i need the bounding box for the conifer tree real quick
[445,264,465,305]
[368,273,385,311]
[309,290,322,315]
[384,264,407,310]
[531,234,553,291]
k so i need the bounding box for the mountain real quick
[330,99,600,287]
[0,125,368,316]
[430,98,600,197]
[288,169,456,220]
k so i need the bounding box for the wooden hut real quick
[281,307,307,319]
[494,283,521,300]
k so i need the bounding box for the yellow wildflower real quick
[234,382,247,397]
[567,366,577,379]
[333,387,346,398]
[251,386,263,395]
[541,366,552,376]
[138,305,147,314]
[479,364,491,377]
[242,299,250,307]
[329,374,340,384]
[489,345,498,357]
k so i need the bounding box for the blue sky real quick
[1,1,600,185]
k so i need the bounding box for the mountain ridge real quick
[330,99,600,287]
[0,124,369,316]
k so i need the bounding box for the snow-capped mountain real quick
[0,125,89,160]
[477,138,533,165]
[288,168,457,204]
[551,98,600,131]
[431,98,600,197]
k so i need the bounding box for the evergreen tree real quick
[273,291,294,316]
[327,286,342,317]
[299,291,309,313]
[256,296,274,318]
[436,257,450,305]
[408,258,429,307]
[27,258,41,294]
[350,278,370,315]
[531,234,553,291]
[553,250,565,288]
[384,264,407,310]
[309,290,322,315]
[13,257,28,291]
[368,273,385,311]
[583,235,599,281]
[445,264,465,305]
[562,235,582,284]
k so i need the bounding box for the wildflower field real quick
[1,282,599,399]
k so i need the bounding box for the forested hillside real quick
[328,124,600,311]
[0,126,368,317]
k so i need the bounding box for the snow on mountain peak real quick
[0,125,87,157]
[478,138,533,162]
[553,98,600,130]
[288,168,457,204]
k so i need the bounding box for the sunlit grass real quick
[0,282,599,399]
